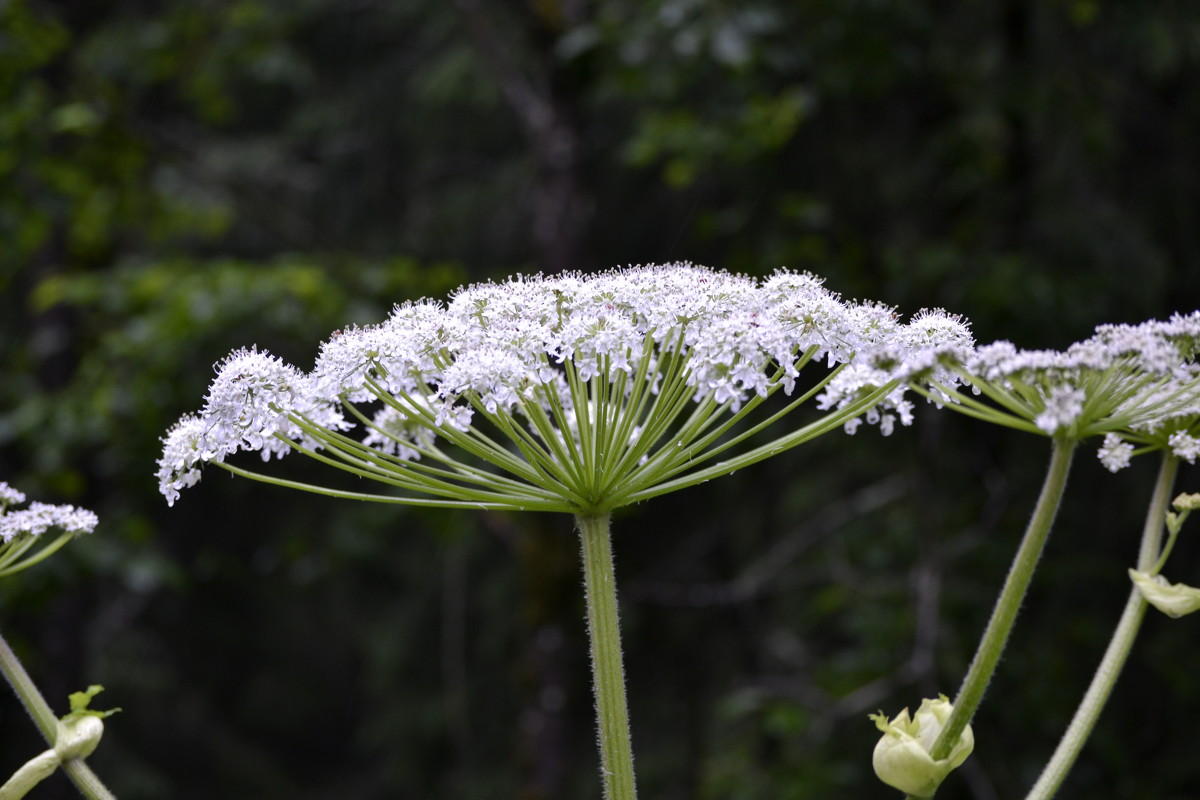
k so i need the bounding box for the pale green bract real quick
[1128,570,1200,618]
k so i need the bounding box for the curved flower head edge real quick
[0,482,99,577]
[898,311,1200,444]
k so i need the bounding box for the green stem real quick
[0,632,56,740]
[576,513,637,800]
[930,437,1077,763]
[1023,453,1178,800]
[59,761,117,800]
[0,628,117,800]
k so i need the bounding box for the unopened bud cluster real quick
[869,695,974,798]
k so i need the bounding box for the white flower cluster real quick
[0,483,27,506]
[1097,433,1135,472]
[1082,313,1200,470]
[0,483,99,544]
[157,348,353,505]
[158,264,972,506]
[814,308,974,434]
[893,311,1200,465]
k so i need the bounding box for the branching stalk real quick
[1023,454,1178,800]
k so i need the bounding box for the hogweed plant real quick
[157,263,971,800]
[0,483,116,800]
[858,313,1200,798]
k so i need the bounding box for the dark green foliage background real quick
[2,0,1199,797]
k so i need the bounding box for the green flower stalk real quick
[1015,395,1200,798]
[1023,456,1180,800]
[157,264,972,799]
[864,312,1200,797]
[926,436,1075,769]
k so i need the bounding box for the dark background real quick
[2,1,1200,797]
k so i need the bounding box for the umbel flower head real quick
[883,311,1200,446]
[0,483,98,577]
[158,264,972,513]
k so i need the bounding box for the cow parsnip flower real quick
[157,264,970,513]
[1094,409,1200,474]
[0,483,98,577]
[1096,419,1200,474]
[897,311,1200,442]
[157,263,971,800]
[1028,314,1200,473]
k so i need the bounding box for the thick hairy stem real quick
[576,513,637,800]
[0,630,117,800]
[931,438,1076,762]
[1024,454,1178,800]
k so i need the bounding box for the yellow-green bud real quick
[869,695,974,798]
[1172,492,1200,513]
[0,689,112,800]
[1129,569,1200,619]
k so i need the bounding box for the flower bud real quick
[869,695,974,798]
[54,714,104,761]
[1173,492,1200,512]
[1129,569,1200,619]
